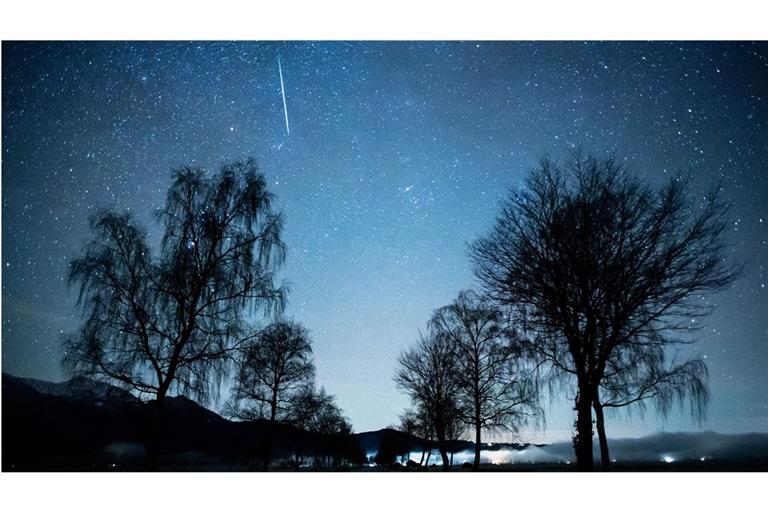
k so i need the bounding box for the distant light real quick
[700,456,708,462]
[662,455,675,464]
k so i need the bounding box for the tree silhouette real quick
[471,153,738,470]
[399,407,433,466]
[63,159,286,467]
[287,383,353,469]
[394,329,461,471]
[443,401,465,469]
[232,321,315,423]
[374,430,412,467]
[430,289,541,469]
[290,384,353,436]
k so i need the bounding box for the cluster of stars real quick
[2,41,766,435]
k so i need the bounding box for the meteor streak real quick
[278,57,290,135]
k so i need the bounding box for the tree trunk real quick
[435,424,450,471]
[573,387,594,471]
[424,436,432,467]
[263,389,279,471]
[147,390,167,471]
[473,421,482,470]
[473,360,482,470]
[594,399,611,470]
[262,422,274,472]
[270,390,278,422]
[438,443,450,470]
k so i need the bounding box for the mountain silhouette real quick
[2,373,364,471]
[4,373,767,471]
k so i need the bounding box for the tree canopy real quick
[471,153,738,470]
[430,289,540,468]
[64,159,287,406]
[232,321,315,422]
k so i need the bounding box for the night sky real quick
[2,41,766,440]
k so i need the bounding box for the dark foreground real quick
[7,457,767,472]
[3,373,767,472]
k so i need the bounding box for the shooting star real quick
[278,57,290,135]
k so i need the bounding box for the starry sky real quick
[2,41,767,440]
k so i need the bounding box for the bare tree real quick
[290,384,353,435]
[394,329,460,471]
[443,400,465,468]
[286,384,353,469]
[63,159,286,466]
[399,406,435,467]
[399,408,423,438]
[397,408,420,465]
[471,153,738,470]
[232,321,315,423]
[431,289,541,469]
